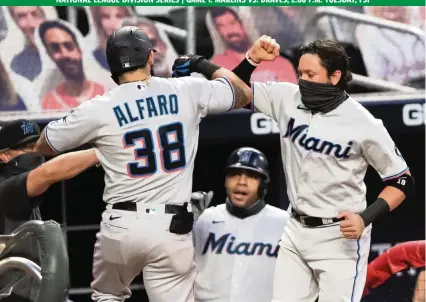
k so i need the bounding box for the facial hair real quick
[226,35,251,53]
[56,58,85,81]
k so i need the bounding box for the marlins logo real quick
[21,121,34,135]
[239,151,252,164]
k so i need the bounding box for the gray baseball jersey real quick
[44,76,235,206]
[193,204,289,302]
[252,81,408,218]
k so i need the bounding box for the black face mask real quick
[0,152,45,178]
[225,198,266,219]
[298,79,348,114]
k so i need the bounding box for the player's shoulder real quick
[169,74,210,87]
[344,97,385,128]
[262,205,290,222]
[198,204,227,221]
[72,93,110,112]
[263,204,289,216]
[253,80,299,92]
[253,81,300,103]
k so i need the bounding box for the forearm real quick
[379,170,412,211]
[194,58,252,109]
[378,186,406,211]
[231,55,258,86]
[27,149,99,197]
[211,67,252,108]
[360,171,412,226]
[35,128,58,156]
[43,149,99,182]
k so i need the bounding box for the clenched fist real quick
[337,211,366,239]
[247,35,281,63]
[172,54,204,78]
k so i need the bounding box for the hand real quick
[337,211,365,239]
[190,191,214,222]
[172,54,204,78]
[247,35,281,63]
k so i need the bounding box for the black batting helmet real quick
[225,147,270,198]
[106,26,156,77]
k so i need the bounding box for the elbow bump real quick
[385,173,415,198]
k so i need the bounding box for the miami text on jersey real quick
[284,118,353,158]
[113,94,179,127]
[202,232,279,257]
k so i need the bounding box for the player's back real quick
[92,77,199,205]
[89,76,235,205]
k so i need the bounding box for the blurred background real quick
[0,5,424,301]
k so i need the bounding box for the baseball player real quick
[174,38,415,301]
[192,147,289,302]
[33,26,258,302]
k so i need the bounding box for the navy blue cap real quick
[0,120,41,152]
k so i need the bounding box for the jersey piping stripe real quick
[44,126,60,153]
[217,77,235,111]
[382,167,409,181]
[351,238,361,302]
[251,81,255,112]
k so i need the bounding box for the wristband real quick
[245,52,260,66]
[359,197,390,226]
[232,57,257,86]
[196,59,221,80]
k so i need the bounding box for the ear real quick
[147,51,155,66]
[330,70,342,86]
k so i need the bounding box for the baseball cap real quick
[0,120,41,152]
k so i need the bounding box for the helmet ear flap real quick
[111,75,119,85]
[258,178,268,199]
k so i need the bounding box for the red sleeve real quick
[363,241,426,296]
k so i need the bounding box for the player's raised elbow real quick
[232,83,252,109]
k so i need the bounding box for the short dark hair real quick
[39,20,79,48]
[298,40,353,89]
[210,7,241,24]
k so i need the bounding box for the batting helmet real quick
[225,147,270,198]
[106,26,157,77]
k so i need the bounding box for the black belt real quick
[112,202,188,215]
[291,208,343,228]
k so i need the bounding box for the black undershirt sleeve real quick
[0,172,37,220]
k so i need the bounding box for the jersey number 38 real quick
[123,122,186,177]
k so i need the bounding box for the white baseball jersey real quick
[252,81,408,218]
[44,76,235,205]
[193,203,289,302]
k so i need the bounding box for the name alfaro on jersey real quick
[284,118,353,158]
[113,94,179,127]
[202,232,279,257]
